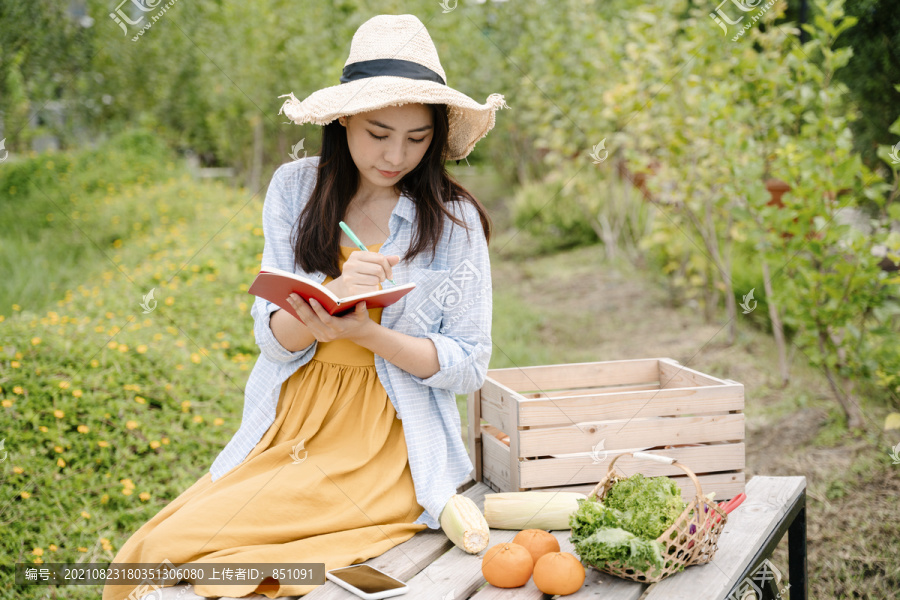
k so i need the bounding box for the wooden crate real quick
[467,357,745,502]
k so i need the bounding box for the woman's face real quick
[340,103,434,195]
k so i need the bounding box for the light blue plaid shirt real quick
[208,156,492,529]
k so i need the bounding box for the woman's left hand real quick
[286,294,372,342]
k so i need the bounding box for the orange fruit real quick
[533,551,586,595]
[512,529,560,565]
[481,542,533,588]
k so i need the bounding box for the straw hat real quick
[277,14,509,162]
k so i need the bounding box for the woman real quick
[103,13,508,600]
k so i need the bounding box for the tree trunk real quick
[249,116,263,194]
[761,259,790,387]
[818,329,865,430]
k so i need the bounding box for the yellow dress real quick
[103,243,428,600]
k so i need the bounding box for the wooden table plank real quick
[303,481,489,599]
[401,528,518,599]
[641,476,806,600]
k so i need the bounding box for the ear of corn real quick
[440,494,490,554]
[483,491,588,530]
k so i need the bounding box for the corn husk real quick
[440,494,490,553]
[483,491,587,530]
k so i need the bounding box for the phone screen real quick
[329,565,405,593]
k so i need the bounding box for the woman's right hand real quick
[335,251,400,297]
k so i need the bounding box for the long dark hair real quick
[290,103,492,279]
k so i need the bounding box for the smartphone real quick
[325,564,409,600]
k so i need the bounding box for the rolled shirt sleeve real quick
[251,164,318,365]
[408,201,493,395]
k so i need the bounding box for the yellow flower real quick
[57,458,66,468]
[33,547,44,556]
[161,437,170,445]
[90,359,100,367]
[125,420,138,430]
[134,395,146,404]
[31,337,41,346]
[49,544,58,552]
[181,400,190,412]
[33,557,43,564]
[101,494,110,504]
[13,466,24,474]
[213,418,224,426]
[136,344,148,354]
[11,360,20,368]
[39,426,48,433]
[54,409,65,419]
[139,492,151,501]
[190,353,201,364]
[13,386,24,395]
[192,415,203,424]
[77,425,89,433]
[165,296,175,306]
[2,399,13,408]
[81,511,91,519]
[149,440,161,449]
[54,446,63,453]
[120,478,135,489]
[58,381,70,389]
[78,547,88,553]
[72,390,83,398]
[122,488,133,496]
[117,344,129,353]
[107,341,118,350]
[20,491,31,499]
[97,441,109,448]
[12,304,21,311]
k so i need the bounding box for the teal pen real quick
[338,220,395,284]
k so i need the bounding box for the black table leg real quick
[788,495,807,600]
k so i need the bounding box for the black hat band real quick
[340,58,446,86]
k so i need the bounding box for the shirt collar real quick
[392,190,416,224]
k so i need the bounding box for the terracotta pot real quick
[765,178,791,207]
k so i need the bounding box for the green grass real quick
[0,129,189,317]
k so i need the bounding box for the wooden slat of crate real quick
[486,358,662,392]
[481,430,512,491]
[518,443,746,488]
[521,381,662,398]
[658,357,731,387]
[537,471,746,502]
[518,413,745,457]
[506,383,744,427]
[466,389,482,485]
[477,377,518,435]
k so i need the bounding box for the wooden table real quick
[298,474,807,600]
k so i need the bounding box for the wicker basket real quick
[580,452,729,584]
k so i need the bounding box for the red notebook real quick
[248,265,417,324]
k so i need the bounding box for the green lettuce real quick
[568,474,687,575]
[603,473,686,540]
[573,527,665,572]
